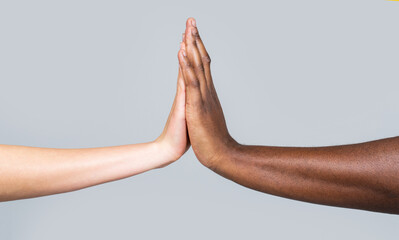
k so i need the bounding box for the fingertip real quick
[186,17,196,28]
[186,18,190,28]
[191,18,196,27]
[185,18,197,43]
[177,49,187,65]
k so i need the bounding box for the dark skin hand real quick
[178,18,399,214]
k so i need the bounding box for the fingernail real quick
[191,19,196,27]
[182,50,186,57]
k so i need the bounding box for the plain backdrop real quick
[0,0,398,239]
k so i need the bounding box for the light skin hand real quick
[178,18,399,214]
[155,67,190,166]
[0,68,189,201]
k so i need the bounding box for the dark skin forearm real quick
[178,18,399,214]
[214,137,399,214]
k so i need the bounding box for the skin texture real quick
[0,69,189,202]
[178,18,399,214]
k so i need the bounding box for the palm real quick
[156,70,190,164]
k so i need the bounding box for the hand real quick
[154,68,190,167]
[177,18,238,169]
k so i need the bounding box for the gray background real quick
[0,0,398,239]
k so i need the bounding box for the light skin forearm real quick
[211,137,399,214]
[0,65,188,202]
[0,142,167,201]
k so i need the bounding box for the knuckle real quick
[188,36,196,45]
[184,59,192,68]
[195,63,205,73]
[193,31,200,39]
[202,55,211,64]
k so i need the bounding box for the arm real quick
[0,68,188,201]
[178,18,399,214]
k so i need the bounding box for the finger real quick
[177,60,184,91]
[162,66,181,134]
[178,48,202,106]
[179,41,189,92]
[185,18,208,95]
[180,41,186,56]
[174,67,186,120]
[196,35,212,85]
[189,19,212,84]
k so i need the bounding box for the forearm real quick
[211,137,399,214]
[0,142,167,201]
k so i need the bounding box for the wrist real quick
[202,136,241,171]
[151,139,180,168]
